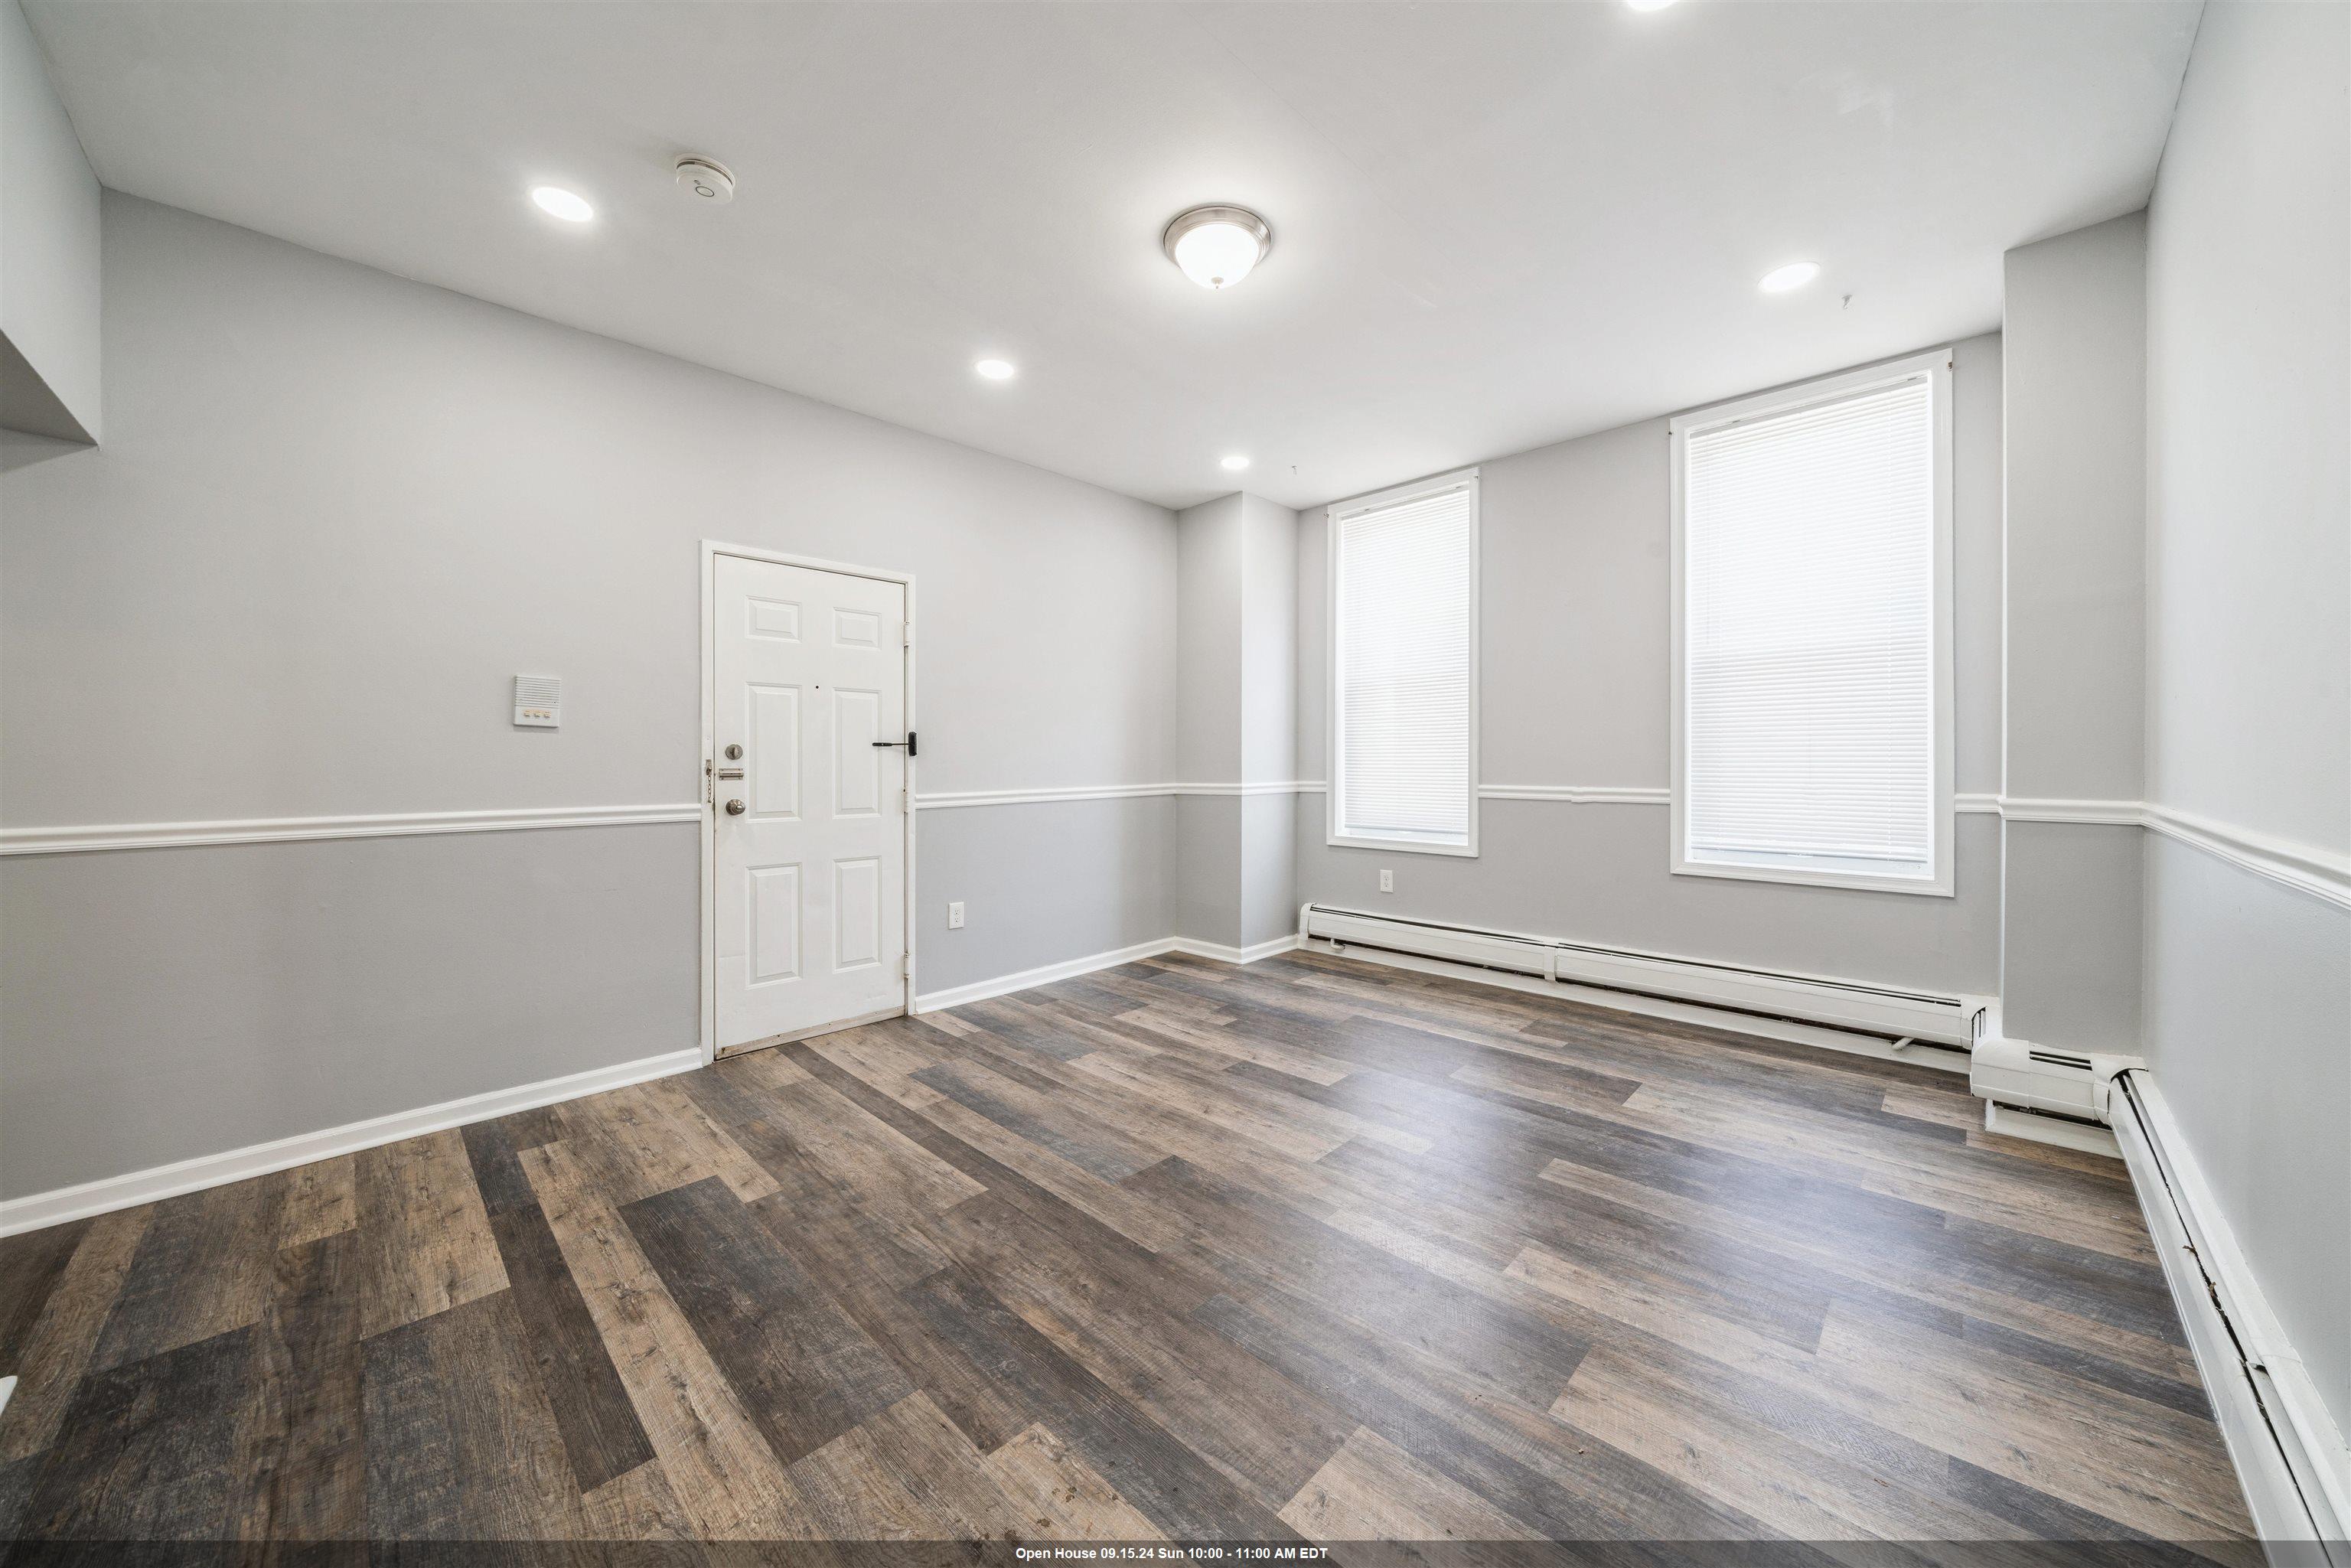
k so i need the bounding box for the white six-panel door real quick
[712,553,908,1055]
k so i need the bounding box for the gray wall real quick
[2140,0,2350,1451]
[1998,214,2149,1052]
[2,826,694,1196]
[2002,213,2147,807]
[1293,334,2007,996]
[1238,494,1299,946]
[918,797,1175,988]
[0,0,100,442]
[5,198,1177,828]
[2144,5,2349,852]
[1239,790,1297,950]
[1,194,1180,1198]
[1172,794,1241,950]
[1175,495,1245,785]
[1999,820,2143,1052]
[1169,489,1299,950]
[1294,792,2003,993]
[1173,496,1244,947]
[1239,494,1299,788]
[2141,833,2349,1439]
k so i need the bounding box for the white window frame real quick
[1326,467,1481,858]
[1668,348,1955,897]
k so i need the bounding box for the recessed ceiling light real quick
[1221,455,1250,471]
[1759,260,1822,294]
[531,185,594,223]
[975,358,1016,381]
[1625,0,1679,10]
[1163,205,1273,290]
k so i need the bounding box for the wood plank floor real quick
[0,950,2256,1562]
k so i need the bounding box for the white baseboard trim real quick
[912,938,1179,1012]
[2113,1073,2350,1548]
[912,933,1301,1013]
[1167,934,1304,965]
[1982,1099,2119,1158]
[0,1047,703,1237]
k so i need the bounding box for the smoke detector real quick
[674,157,735,205]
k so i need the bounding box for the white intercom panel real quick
[513,675,561,729]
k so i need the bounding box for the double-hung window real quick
[1327,470,1479,856]
[1670,350,1954,895]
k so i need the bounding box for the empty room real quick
[1,0,2345,1561]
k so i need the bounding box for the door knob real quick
[725,799,746,815]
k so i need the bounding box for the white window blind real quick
[1678,370,1942,886]
[1331,478,1476,852]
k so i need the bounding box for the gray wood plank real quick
[621,1175,912,1467]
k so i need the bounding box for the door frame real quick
[698,540,918,1067]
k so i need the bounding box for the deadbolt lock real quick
[724,743,743,761]
[725,799,746,815]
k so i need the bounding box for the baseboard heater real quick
[2110,1072,2350,1557]
[1298,904,1989,1049]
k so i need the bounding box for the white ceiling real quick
[25,1,2199,510]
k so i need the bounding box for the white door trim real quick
[699,540,917,1067]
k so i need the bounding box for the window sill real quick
[1329,831,1479,859]
[1670,856,1952,898]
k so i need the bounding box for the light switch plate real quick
[1379,869,1394,892]
[947,901,965,929]
[514,675,560,729]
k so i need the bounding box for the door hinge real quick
[903,621,913,647]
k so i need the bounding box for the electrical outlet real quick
[947,901,965,929]
[1379,869,1394,893]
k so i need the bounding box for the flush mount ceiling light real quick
[1221,455,1250,471]
[974,358,1016,381]
[530,185,594,223]
[1759,260,1822,293]
[1163,205,1273,290]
